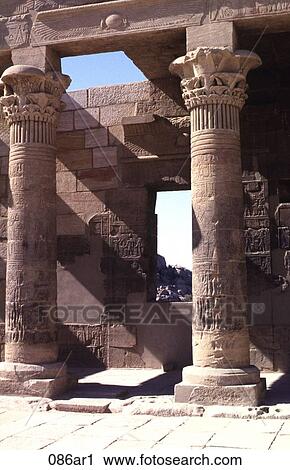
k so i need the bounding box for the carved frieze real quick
[243,179,271,274]
[245,227,270,253]
[210,0,290,22]
[90,210,144,261]
[0,14,31,49]
[31,0,205,46]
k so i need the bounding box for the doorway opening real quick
[155,191,192,302]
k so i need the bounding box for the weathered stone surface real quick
[0,219,7,239]
[175,381,265,406]
[93,146,118,169]
[100,104,136,127]
[57,130,85,150]
[56,171,77,193]
[0,65,71,368]
[50,398,111,413]
[0,157,8,175]
[85,128,108,148]
[75,108,100,130]
[76,167,119,191]
[57,149,92,171]
[170,47,263,405]
[0,176,7,197]
[58,111,74,132]
[57,215,85,236]
[62,89,88,111]
[107,325,137,348]
[56,191,105,216]
[89,83,150,107]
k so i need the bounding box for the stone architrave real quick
[0,65,75,398]
[170,48,266,405]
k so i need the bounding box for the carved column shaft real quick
[170,48,265,405]
[0,65,70,364]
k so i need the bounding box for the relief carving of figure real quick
[110,233,143,259]
[284,250,290,278]
[245,227,269,253]
[245,189,267,217]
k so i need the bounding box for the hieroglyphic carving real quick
[110,233,143,259]
[244,181,268,218]
[284,250,290,277]
[90,210,144,260]
[210,0,290,21]
[245,227,270,253]
[278,227,290,250]
[89,209,146,303]
[243,179,271,274]
[0,14,31,49]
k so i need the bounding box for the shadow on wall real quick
[56,86,193,369]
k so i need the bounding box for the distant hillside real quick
[156,255,192,302]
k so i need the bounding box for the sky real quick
[62,52,192,270]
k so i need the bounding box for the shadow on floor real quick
[264,374,290,405]
[61,368,182,400]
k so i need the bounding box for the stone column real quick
[170,48,265,405]
[0,65,73,397]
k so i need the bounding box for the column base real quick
[175,365,266,406]
[0,362,77,399]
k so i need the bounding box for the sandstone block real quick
[57,215,86,236]
[56,191,105,216]
[58,111,74,132]
[187,22,237,51]
[88,82,150,107]
[175,381,265,406]
[107,347,125,368]
[0,176,7,197]
[100,103,136,127]
[85,127,108,148]
[62,89,88,111]
[0,136,9,156]
[93,146,118,168]
[250,349,274,371]
[0,218,7,239]
[57,131,85,150]
[75,108,100,130]
[0,157,8,174]
[107,325,137,348]
[56,171,77,193]
[0,201,7,218]
[77,167,119,191]
[57,149,92,171]
[125,351,145,368]
[108,125,124,146]
[0,322,4,343]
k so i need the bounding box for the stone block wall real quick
[54,78,191,368]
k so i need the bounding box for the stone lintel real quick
[31,0,205,49]
[187,22,237,52]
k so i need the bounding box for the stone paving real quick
[0,369,289,451]
[0,408,289,451]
